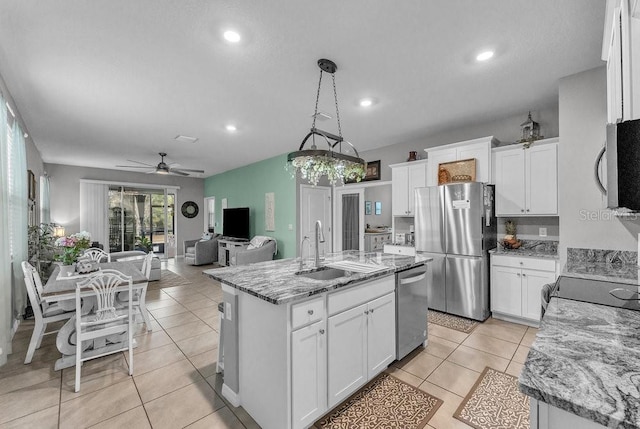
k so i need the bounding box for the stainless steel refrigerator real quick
[415,183,496,321]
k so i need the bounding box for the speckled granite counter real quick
[203,250,430,304]
[489,240,559,259]
[519,297,640,428]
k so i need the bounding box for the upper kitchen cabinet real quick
[390,159,428,216]
[424,136,499,186]
[493,138,559,216]
[603,0,640,123]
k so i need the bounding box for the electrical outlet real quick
[539,227,547,237]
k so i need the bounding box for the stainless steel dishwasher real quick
[396,264,430,360]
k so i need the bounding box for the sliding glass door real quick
[108,186,176,258]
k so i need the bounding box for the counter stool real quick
[216,302,224,373]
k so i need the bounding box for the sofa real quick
[110,251,161,281]
[184,234,221,266]
[229,238,277,266]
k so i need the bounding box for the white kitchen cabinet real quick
[364,233,392,252]
[531,398,607,429]
[490,255,557,326]
[494,138,558,216]
[291,320,326,428]
[390,159,428,216]
[327,288,396,408]
[603,0,640,123]
[424,136,498,186]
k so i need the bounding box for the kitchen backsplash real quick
[567,248,638,265]
[497,239,558,254]
[497,216,559,240]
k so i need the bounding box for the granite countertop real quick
[203,250,431,305]
[563,248,639,285]
[519,297,640,428]
[489,239,559,259]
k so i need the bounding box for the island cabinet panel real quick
[327,303,368,408]
[531,398,607,429]
[291,320,326,428]
[366,293,396,377]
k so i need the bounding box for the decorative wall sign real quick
[265,192,275,231]
[181,201,199,218]
[363,160,381,181]
[365,201,372,215]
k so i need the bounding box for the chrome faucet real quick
[315,220,325,268]
[299,236,310,270]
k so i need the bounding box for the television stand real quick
[218,239,250,266]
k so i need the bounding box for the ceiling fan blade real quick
[116,165,153,169]
[174,168,205,173]
[169,169,189,176]
[125,159,155,167]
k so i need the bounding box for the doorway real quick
[333,187,364,251]
[299,185,332,258]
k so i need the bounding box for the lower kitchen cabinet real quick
[291,320,326,428]
[530,398,607,429]
[490,255,557,326]
[327,291,396,408]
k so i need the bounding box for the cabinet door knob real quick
[364,310,370,315]
[308,309,314,315]
[517,273,521,276]
[370,308,375,313]
[526,209,530,212]
[319,329,325,335]
[520,209,525,212]
[522,273,527,277]
[519,261,523,265]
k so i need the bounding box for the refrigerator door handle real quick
[400,272,427,285]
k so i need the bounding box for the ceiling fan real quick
[116,152,204,176]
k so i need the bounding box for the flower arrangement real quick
[288,155,366,186]
[54,231,92,265]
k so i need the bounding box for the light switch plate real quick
[288,224,293,231]
[539,227,547,237]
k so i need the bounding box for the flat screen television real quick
[222,207,250,240]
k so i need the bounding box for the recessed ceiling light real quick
[223,30,241,43]
[226,124,237,132]
[476,50,494,62]
[359,98,374,108]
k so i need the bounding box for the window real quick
[205,197,215,233]
[5,102,15,256]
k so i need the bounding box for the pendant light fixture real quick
[287,59,366,186]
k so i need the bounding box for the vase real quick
[59,264,76,277]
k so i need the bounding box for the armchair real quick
[229,238,277,266]
[184,234,220,265]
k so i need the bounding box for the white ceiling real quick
[0,1,605,177]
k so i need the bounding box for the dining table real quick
[42,261,150,370]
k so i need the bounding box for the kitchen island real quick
[203,251,430,429]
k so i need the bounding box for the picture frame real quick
[363,160,381,181]
[365,201,372,215]
[375,201,382,215]
[27,170,36,201]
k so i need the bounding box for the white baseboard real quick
[222,383,241,407]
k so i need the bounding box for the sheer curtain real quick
[40,175,51,224]
[79,181,109,246]
[0,96,12,363]
[342,194,360,250]
[10,121,28,321]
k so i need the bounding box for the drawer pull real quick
[308,309,314,315]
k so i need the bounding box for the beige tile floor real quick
[0,258,537,428]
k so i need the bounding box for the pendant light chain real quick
[311,69,324,131]
[332,73,342,139]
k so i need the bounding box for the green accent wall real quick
[204,154,296,259]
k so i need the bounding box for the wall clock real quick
[181,201,199,218]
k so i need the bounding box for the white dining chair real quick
[21,261,74,364]
[81,248,111,263]
[75,269,134,392]
[116,252,153,331]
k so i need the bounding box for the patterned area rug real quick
[149,270,193,289]
[314,373,442,429]
[453,367,530,429]
[428,310,479,334]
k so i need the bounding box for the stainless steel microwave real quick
[606,118,640,211]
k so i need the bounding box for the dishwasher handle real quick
[399,272,426,285]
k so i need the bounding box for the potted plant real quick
[135,235,153,253]
[28,223,56,281]
[54,231,92,276]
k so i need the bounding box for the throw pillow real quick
[200,232,213,241]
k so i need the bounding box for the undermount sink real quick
[296,267,348,280]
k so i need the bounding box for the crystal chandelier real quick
[287,59,366,186]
